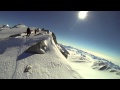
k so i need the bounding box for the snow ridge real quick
[0,27,82,79]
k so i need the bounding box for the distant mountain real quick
[3,24,9,27]
[62,44,120,71]
[13,23,27,28]
[0,24,10,30]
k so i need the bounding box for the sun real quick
[78,11,89,20]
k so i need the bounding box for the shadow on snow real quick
[17,52,34,61]
[0,38,24,54]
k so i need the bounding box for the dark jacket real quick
[27,28,31,34]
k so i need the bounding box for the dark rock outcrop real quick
[52,32,57,44]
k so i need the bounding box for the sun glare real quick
[78,11,89,20]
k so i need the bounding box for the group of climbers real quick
[26,27,51,37]
[26,27,39,37]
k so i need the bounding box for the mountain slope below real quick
[63,45,120,79]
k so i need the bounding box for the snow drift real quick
[26,40,47,54]
[0,27,82,79]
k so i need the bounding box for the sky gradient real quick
[0,11,120,62]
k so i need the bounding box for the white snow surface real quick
[0,27,82,79]
[0,27,120,79]
[63,45,120,79]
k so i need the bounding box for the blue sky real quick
[0,11,120,61]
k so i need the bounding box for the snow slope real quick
[0,27,27,39]
[0,27,82,79]
[63,45,120,79]
[1,26,119,79]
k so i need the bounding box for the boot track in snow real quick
[12,36,31,79]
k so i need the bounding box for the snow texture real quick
[64,45,120,79]
[0,25,120,79]
[0,27,82,79]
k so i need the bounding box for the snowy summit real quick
[0,25,120,79]
[13,23,27,28]
[0,26,82,79]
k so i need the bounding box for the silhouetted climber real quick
[34,29,37,34]
[27,27,31,37]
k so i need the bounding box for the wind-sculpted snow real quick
[0,25,119,79]
[26,40,48,54]
[0,27,82,79]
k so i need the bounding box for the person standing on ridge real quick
[34,29,37,34]
[27,27,31,37]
